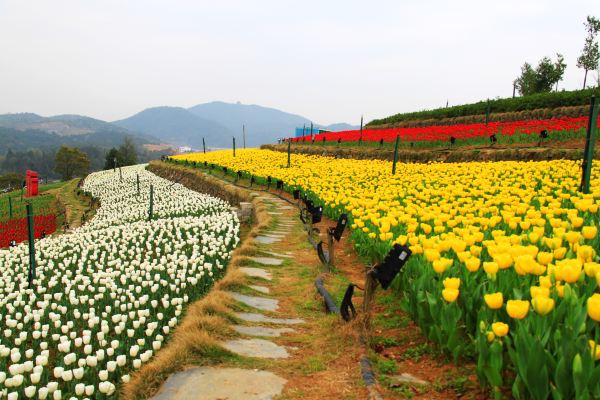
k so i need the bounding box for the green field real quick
[0,181,67,221]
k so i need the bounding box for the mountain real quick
[113,106,232,149]
[322,123,360,132]
[187,101,312,146]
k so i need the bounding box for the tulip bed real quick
[290,116,599,147]
[174,149,600,399]
[0,165,240,399]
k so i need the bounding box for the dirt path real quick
[45,179,96,230]
[141,187,369,400]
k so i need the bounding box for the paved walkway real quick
[151,194,304,400]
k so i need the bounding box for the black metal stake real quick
[148,184,154,221]
[8,196,12,218]
[581,95,599,194]
[203,137,206,154]
[136,173,140,196]
[392,135,400,175]
[26,203,36,288]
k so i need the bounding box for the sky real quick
[0,0,598,125]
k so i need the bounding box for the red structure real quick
[26,170,39,197]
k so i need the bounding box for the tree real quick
[515,54,567,96]
[577,15,600,89]
[0,172,24,191]
[54,146,90,180]
[104,147,122,170]
[118,137,138,166]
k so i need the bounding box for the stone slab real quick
[222,339,289,358]
[151,367,286,400]
[235,312,304,325]
[260,251,293,259]
[390,373,430,387]
[249,256,284,266]
[227,292,279,312]
[233,325,295,337]
[249,285,270,294]
[239,267,272,281]
[254,235,280,244]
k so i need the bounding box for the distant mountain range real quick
[0,102,358,153]
[114,101,358,148]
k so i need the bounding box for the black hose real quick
[315,276,339,314]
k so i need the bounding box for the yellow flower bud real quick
[589,340,600,361]
[491,322,509,337]
[532,296,555,315]
[442,288,459,302]
[506,300,530,320]
[483,261,499,275]
[582,226,597,240]
[484,292,503,310]
[530,286,550,299]
[587,294,600,322]
[443,277,461,290]
[465,257,481,272]
[486,331,495,342]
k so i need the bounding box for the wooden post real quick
[136,173,140,196]
[392,135,400,175]
[26,203,36,287]
[581,96,599,194]
[119,166,122,182]
[203,137,206,154]
[148,184,154,221]
[287,140,291,168]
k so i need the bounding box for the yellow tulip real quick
[532,297,555,315]
[465,257,481,272]
[582,226,597,240]
[442,288,459,302]
[577,245,595,263]
[558,259,582,283]
[537,252,553,266]
[494,253,513,269]
[424,248,441,262]
[553,247,567,260]
[483,262,499,275]
[443,277,461,290]
[484,292,503,310]
[491,322,509,337]
[587,294,600,322]
[566,231,581,244]
[432,258,452,274]
[530,286,550,299]
[584,262,600,278]
[589,340,600,361]
[539,275,552,288]
[506,300,530,320]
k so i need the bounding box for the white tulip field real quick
[0,165,240,399]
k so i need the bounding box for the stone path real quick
[152,194,305,400]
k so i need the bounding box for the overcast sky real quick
[0,0,598,125]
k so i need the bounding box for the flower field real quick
[291,116,599,146]
[0,215,57,248]
[0,165,240,399]
[174,149,600,399]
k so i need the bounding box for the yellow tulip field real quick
[174,149,600,399]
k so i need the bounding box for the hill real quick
[113,106,232,149]
[368,87,600,127]
[187,101,311,146]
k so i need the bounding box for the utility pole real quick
[243,125,246,149]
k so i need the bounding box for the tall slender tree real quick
[577,15,600,89]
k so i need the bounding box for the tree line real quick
[0,137,158,190]
[515,15,600,96]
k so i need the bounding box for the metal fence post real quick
[392,135,400,175]
[8,196,12,218]
[148,184,154,221]
[26,203,36,287]
[203,137,206,154]
[581,96,599,194]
